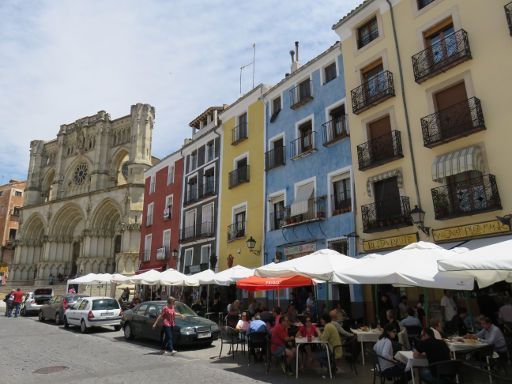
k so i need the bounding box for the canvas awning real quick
[236,275,313,292]
[432,146,483,182]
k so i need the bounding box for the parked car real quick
[21,288,54,316]
[121,300,219,347]
[38,294,88,325]
[63,296,123,333]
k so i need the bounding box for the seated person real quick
[429,319,444,340]
[316,311,343,365]
[236,311,250,332]
[286,303,297,324]
[413,328,451,383]
[247,313,267,334]
[446,308,468,336]
[466,316,508,358]
[399,308,422,328]
[374,324,408,380]
[384,309,401,334]
[331,309,354,338]
[271,315,295,375]
[259,307,275,328]
[296,316,320,369]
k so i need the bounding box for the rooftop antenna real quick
[239,43,256,95]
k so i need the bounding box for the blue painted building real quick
[263,42,359,309]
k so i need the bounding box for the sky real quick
[0,0,360,183]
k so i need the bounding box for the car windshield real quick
[174,302,197,316]
[92,299,119,310]
[65,294,87,302]
[34,289,52,296]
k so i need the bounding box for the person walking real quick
[4,290,14,317]
[152,297,184,356]
[12,288,24,318]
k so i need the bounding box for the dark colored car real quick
[121,301,219,347]
[39,294,88,325]
[21,288,54,316]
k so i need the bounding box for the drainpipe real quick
[385,0,422,209]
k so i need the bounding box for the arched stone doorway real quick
[11,214,45,283]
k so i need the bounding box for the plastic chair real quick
[342,336,361,375]
[218,326,240,361]
[371,351,407,384]
[246,332,268,365]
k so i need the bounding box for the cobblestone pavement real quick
[0,313,374,384]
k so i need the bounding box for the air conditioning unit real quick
[156,247,166,260]
[163,208,171,219]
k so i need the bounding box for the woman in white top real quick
[373,324,408,381]
[236,311,250,332]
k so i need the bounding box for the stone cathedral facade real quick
[10,104,156,285]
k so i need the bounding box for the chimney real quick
[295,41,299,63]
[290,42,300,73]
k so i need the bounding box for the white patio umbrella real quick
[438,238,512,288]
[214,265,254,285]
[67,273,98,284]
[93,273,113,284]
[159,268,193,286]
[255,248,358,283]
[336,241,474,290]
[128,269,162,285]
[185,269,216,285]
[111,273,130,283]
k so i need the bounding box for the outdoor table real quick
[295,337,332,379]
[394,350,428,384]
[350,328,381,365]
[445,339,487,360]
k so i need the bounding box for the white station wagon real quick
[63,296,123,333]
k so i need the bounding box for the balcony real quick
[184,181,215,206]
[290,80,313,110]
[322,116,349,146]
[202,179,215,198]
[421,97,485,148]
[229,165,250,188]
[180,225,196,242]
[351,70,395,114]
[269,211,285,231]
[506,3,512,35]
[431,174,501,220]
[412,29,471,83]
[362,196,413,233]
[227,222,246,241]
[184,185,199,205]
[232,122,248,144]
[282,196,326,227]
[289,131,317,159]
[200,221,215,237]
[265,146,286,170]
[331,194,352,216]
[357,130,404,170]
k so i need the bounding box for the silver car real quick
[21,288,53,316]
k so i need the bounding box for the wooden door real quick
[374,177,401,220]
[273,138,284,165]
[434,82,469,137]
[368,116,393,162]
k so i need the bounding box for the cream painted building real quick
[11,104,157,285]
[333,0,512,257]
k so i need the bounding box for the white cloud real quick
[0,0,359,182]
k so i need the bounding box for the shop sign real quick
[283,242,316,256]
[363,233,418,252]
[433,220,511,242]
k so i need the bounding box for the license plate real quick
[101,312,114,316]
[197,332,211,339]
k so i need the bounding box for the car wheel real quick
[55,313,60,326]
[123,323,135,340]
[113,325,122,332]
[20,307,26,316]
[38,311,45,322]
[63,316,69,329]
[80,320,88,334]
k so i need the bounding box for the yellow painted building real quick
[333,0,512,313]
[217,84,270,271]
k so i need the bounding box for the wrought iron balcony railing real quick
[331,194,352,216]
[506,3,512,36]
[185,185,199,205]
[290,80,313,109]
[358,28,379,49]
[202,179,215,198]
[421,97,485,148]
[232,122,248,144]
[289,131,316,159]
[200,221,215,237]
[228,165,250,188]
[265,146,286,170]
[412,29,471,83]
[282,196,326,227]
[351,70,395,114]
[184,180,215,206]
[431,174,502,220]
[269,211,286,231]
[357,130,404,170]
[362,196,413,233]
[227,222,246,241]
[322,116,349,146]
[180,225,197,242]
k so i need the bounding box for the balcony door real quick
[234,210,246,237]
[447,171,486,214]
[236,157,248,183]
[424,20,456,66]
[273,138,284,166]
[330,105,346,137]
[374,177,401,221]
[362,61,384,100]
[434,82,470,138]
[298,120,313,153]
[368,115,393,162]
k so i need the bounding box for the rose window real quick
[73,163,88,185]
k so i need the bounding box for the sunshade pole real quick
[464,291,473,332]
[89,284,92,296]
[207,284,210,314]
[424,287,429,324]
[374,285,379,326]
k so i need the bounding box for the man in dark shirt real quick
[413,328,451,382]
[447,308,468,336]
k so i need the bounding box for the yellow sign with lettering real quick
[363,233,418,252]
[433,220,511,242]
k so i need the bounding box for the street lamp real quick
[410,205,430,236]
[246,236,261,255]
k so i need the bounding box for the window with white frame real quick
[270,96,282,122]
[164,195,173,219]
[200,245,210,265]
[144,234,152,261]
[14,190,23,197]
[167,165,175,185]
[146,203,154,226]
[331,173,351,216]
[201,203,214,236]
[184,209,196,239]
[229,205,246,240]
[161,229,171,259]
[327,238,348,255]
[206,140,215,163]
[324,62,337,84]
[269,194,285,231]
[291,181,315,218]
[184,248,193,269]
[149,175,156,193]
[190,150,198,171]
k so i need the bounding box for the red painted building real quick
[139,151,183,272]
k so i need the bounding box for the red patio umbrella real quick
[236,275,313,292]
